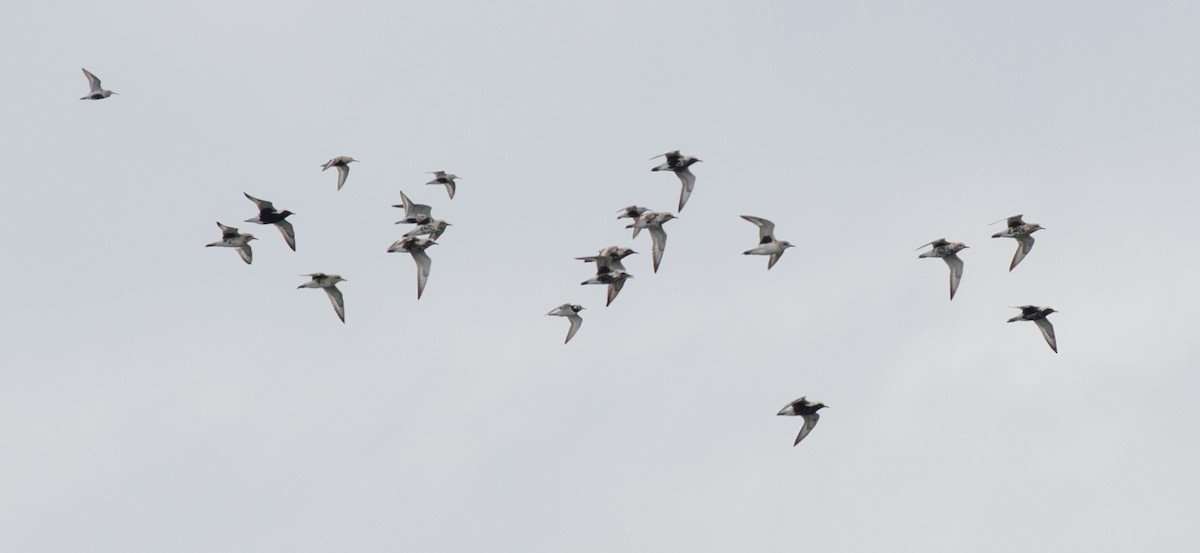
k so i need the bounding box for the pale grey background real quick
[2,1,1198,551]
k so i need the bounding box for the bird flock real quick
[83,67,1060,448]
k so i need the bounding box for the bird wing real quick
[1034,318,1057,353]
[944,254,964,300]
[606,278,626,307]
[676,168,696,212]
[1009,234,1035,271]
[915,238,948,251]
[564,313,583,344]
[336,165,349,191]
[768,251,784,270]
[649,225,668,273]
[546,304,572,316]
[412,250,432,299]
[243,192,274,211]
[236,244,253,265]
[741,215,775,242]
[794,413,821,446]
[275,220,296,251]
[444,181,456,199]
[324,286,345,323]
[82,68,102,92]
[989,214,1024,226]
[217,222,239,239]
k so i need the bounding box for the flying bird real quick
[387,236,437,299]
[392,191,434,225]
[297,273,347,323]
[917,238,969,300]
[1007,305,1058,353]
[205,222,256,265]
[79,68,117,100]
[320,156,357,191]
[740,215,794,269]
[626,211,678,273]
[243,193,296,251]
[650,150,701,212]
[578,247,637,306]
[617,205,651,238]
[426,171,461,199]
[546,303,585,344]
[777,396,828,446]
[403,219,452,241]
[990,214,1045,271]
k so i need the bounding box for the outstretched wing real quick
[81,68,102,92]
[236,244,253,265]
[275,220,296,251]
[768,251,785,270]
[336,164,350,191]
[243,192,274,211]
[676,168,696,212]
[564,313,583,344]
[944,254,964,300]
[324,286,345,323]
[412,250,432,299]
[741,215,776,242]
[649,225,668,273]
[606,278,626,307]
[794,413,821,446]
[1034,318,1057,353]
[1009,234,1035,271]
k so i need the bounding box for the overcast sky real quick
[2,1,1199,551]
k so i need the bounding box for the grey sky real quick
[2,1,1199,551]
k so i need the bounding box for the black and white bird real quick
[426,171,461,199]
[1007,305,1058,353]
[617,205,651,237]
[777,396,828,446]
[320,156,357,191]
[626,211,678,273]
[297,273,347,323]
[650,150,702,212]
[387,236,437,299]
[403,219,452,241]
[991,214,1045,271]
[917,238,969,300]
[79,68,117,100]
[392,191,434,225]
[546,303,585,344]
[740,215,794,269]
[578,247,637,306]
[243,193,297,251]
[205,222,256,265]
